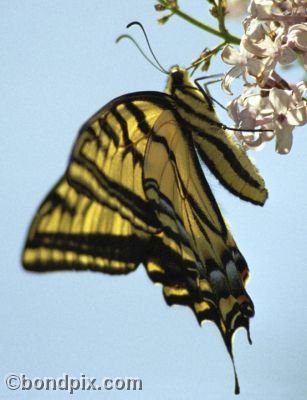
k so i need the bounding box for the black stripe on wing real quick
[145,131,227,237]
[68,158,159,228]
[25,232,148,273]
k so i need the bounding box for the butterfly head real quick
[165,66,196,96]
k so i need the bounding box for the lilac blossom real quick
[221,0,307,154]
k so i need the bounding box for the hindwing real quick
[143,111,254,365]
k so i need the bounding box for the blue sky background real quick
[1,1,307,399]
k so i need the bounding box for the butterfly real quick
[22,64,267,394]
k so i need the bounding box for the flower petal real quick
[288,24,307,51]
[221,65,243,95]
[221,45,241,65]
[286,104,307,126]
[275,126,293,154]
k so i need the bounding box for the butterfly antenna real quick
[126,21,168,74]
[116,33,163,73]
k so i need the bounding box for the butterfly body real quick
[23,66,267,393]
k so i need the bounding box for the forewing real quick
[23,95,167,273]
[23,177,152,273]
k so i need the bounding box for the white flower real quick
[267,85,307,154]
[227,82,307,154]
[248,0,275,19]
[221,44,263,94]
[242,24,296,81]
[227,87,275,150]
[287,24,307,68]
[221,0,307,154]
[225,0,248,19]
[287,24,307,51]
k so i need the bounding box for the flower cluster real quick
[221,0,307,154]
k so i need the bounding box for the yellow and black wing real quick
[23,93,167,273]
[143,110,253,393]
[166,66,268,206]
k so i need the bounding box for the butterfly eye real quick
[171,69,184,85]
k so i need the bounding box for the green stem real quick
[217,0,227,35]
[157,0,240,45]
